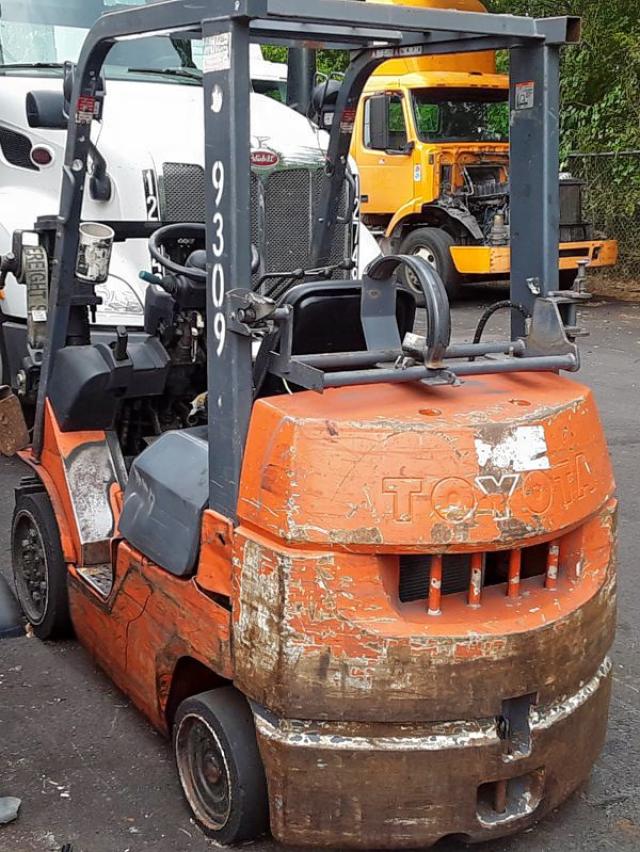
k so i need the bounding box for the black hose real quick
[471,300,531,362]
[473,300,531,345]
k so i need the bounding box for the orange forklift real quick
[9,0,616,848]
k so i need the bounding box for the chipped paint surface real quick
[530,657,612,731]
[233,505,616,723]
[258,654,613,848]
[239,374,615,549]
[254,711,500,751]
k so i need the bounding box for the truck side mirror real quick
[368,93,389,151]
[26,91,67,130]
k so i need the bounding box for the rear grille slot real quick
[0,127,37,171]
[159,162,353,289]
[399,540,560,611]
[399,554,472,602]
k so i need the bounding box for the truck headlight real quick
[95,278,144,316]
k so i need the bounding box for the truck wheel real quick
[12,491,72,640]
[173,687,269,844]
[399,227,463,302]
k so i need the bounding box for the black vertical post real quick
[202,16,254,522]
[509,43,561,337]
[287,47,316,115]
[33,45,111,458]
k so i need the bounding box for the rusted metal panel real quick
[238,374,615,550]
[233,506,616,722]
[0,386,29,456]
[256,662,612,848]
[69,541,233,733]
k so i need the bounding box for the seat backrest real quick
[280,279,415,356]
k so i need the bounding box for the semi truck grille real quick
[160,162,352,286]
[399,539,560,614]
[161,162,206,223]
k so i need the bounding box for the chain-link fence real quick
[566,151,640,282]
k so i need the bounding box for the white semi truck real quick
[0,0,378,397]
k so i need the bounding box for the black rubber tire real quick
[11,491,72,640]
[399,227,463,301]
[173,687,269,844]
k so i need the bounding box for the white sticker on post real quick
[203,33,232,73]
[515,80,535,110]
[475,425,550,472]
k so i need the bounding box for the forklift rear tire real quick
[11,491,72,640]
[173,687,269,844]
[399,227,463,302]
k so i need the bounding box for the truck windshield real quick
[0,0,201,85]
[412,88,509,143]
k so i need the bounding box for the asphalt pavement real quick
[1,292,639,852]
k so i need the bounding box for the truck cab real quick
[351,0,618,298]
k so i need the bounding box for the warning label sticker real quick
[76,95,96,124]
[203,33,232,73]
[515,81,535,110]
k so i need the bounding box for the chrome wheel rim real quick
[406,246,438,293]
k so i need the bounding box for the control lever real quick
[113,326,129,362]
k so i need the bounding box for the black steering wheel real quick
[149,223,261,282]
[148,223,207,281]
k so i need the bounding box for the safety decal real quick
[76,95,96,124]
[515,81,535,110]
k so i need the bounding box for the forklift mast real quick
[32,0,580,524]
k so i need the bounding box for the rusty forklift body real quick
[10,0,616,847]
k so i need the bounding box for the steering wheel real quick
[149,223,261,282]
[148,223,207,280]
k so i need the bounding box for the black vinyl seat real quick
[279,279,415,355]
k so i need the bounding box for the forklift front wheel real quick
[11,491,72,639]
[399,227,463,302]
[173,687,269,844]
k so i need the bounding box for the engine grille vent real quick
[160,162,352,287]
[0,127,37,171]
[160,162,205,223]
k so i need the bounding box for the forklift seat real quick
[254,279,416,395]
[279,279,415,355]
[119,426,208,577]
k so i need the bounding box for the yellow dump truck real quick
[351,0,618,298]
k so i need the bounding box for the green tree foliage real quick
[262,46,349,78]
[488,0,640,157]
